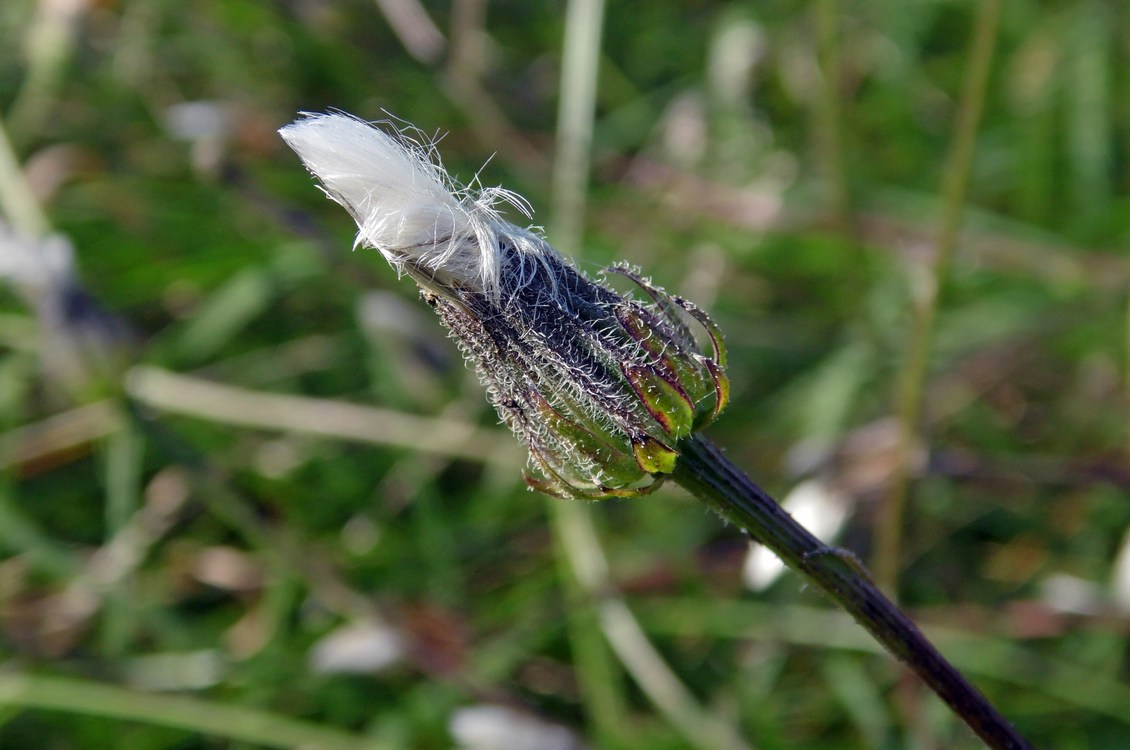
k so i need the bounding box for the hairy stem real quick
[673,434,1032,750]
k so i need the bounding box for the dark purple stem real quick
[673,434,1033,750]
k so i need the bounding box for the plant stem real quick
[0,672,385,750]
[0,116,50,237]
[875,0,1003,592]
[672,434,1033,750]
[552,0,606,256]
[100,419,144,656]
[812,0,853,240]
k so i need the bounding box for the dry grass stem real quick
[125,366,522,468]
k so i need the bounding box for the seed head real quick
[281,112,729,498]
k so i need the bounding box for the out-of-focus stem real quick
[552,0,605,256]
[1125,291,1130,459]
[875,0,1002,593]
[124,365,520,467]
[673,434,1033,750]
[443,0,545,172]
[547,0,629,745]
[100,421,143,656]
[0,118,50,237]
[0,672,383,750]
[813,0,853,239]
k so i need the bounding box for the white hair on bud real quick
[280,112,550,301]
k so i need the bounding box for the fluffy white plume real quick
[280,112,542,300]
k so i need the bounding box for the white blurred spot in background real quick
[449,704,580,750]
[743,478,850,591]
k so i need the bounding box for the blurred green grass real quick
[1,1,1129,748]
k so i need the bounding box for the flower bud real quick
[281,113,728,498]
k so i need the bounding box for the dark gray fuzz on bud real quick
[427,246,728,499]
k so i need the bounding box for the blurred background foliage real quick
[0,0,1128,748]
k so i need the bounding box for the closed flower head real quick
[282,112,728,498]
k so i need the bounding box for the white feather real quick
[279,112,541,301]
